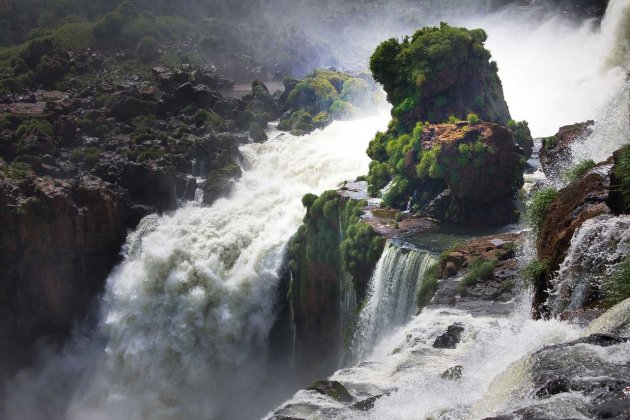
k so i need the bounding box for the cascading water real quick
[467,0,630,137]
[352,242,435,360]
[548,214,630,317]
[2,113,389,420]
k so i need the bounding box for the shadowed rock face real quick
[0,175,131,361]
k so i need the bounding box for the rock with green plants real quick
[366,23,529,225]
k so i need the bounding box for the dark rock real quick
[594,400,630,419]
[433,323,465,349]
[306,380,353,403]
[441,365,463,380]
[104,94,159,121]
[540,121,593,178]
[352,394,385,411]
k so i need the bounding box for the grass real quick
[458,258,497,293]
[604,255,630,307]
[613,145,630,212]
[526,187,558,233]
[561,159,596,184]
[521,259,550,288]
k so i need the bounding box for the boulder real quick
[433,323,465,349]
[306,380,353,402]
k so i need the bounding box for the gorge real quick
[1,1,630,420]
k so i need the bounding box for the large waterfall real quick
[352,242,435,360]
[2,114,389,420]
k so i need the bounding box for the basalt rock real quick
[0,174,132,362]
[433,323,465,349]
[307,380,354,403]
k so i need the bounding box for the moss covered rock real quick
[370,22,511,129]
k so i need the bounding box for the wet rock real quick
[433,323,465,349]
[352,394,384,411]
[539,120,593,178]
[306,380,353,403]
[441,365,463,380]
[594,400,630,419]
[535,161,612,317]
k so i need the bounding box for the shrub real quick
[287,77,337,115]
[52,21,95,51]
[604,255,630,307]
[135,36,159,63]
[70,147,101,167]
[15,119,53,139]
[458,258,497,293]
[526,187,558,233]
[561,159,596,184]
[466,112,480,124]
[417,261,439,309]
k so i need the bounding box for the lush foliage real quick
[369,22,507,126]
[521,259,550,288]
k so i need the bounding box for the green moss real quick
[561,159,596,184]
[417,262,439,310]
[278,110,313,136]
[526,187,559,233]
[287,77,337,115]
[458,258,497,293]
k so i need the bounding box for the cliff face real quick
[0,175,130,354]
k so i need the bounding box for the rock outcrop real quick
[539,121,593,177]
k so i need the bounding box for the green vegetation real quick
[613,145,630,212]
[561,159,596,184]
[280,69,377,135]
[416,262,439,310]
[70,146,102,167]
[521,259,550,288]
[370,22,507,126]
[458,258,497,293]
[0,161,33,181]
[15,119,53,139]
[466,113,480,124]
[604,255,630,307]
[526,187,559,233]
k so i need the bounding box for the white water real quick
[467,0,630,137]
[549,214,630,317]
[2,113,389,420]
[269,297,582,420]
[352,242,435,360]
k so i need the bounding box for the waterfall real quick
[468,0,630,137]
[352,242,435,360]
[548,214,630,317]
[2,113,389,420]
